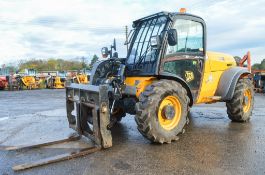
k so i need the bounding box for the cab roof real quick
[133,11,204,25]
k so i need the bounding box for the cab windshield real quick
[127,16,168,65]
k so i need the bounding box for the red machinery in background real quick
[239,51,265,93]
[0,76,8,90]
[0,67,9,90]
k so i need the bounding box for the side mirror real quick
[102,38,118,59]
[167,29,178,46]
[111,39,116,51]
[150,35,161,49]
[101,47,109,58]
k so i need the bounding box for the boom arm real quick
[239,51,251,72]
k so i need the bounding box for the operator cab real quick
[126,10,206,99]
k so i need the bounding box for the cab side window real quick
[166,19,203,55]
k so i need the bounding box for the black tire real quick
[135,80,190,143]
[226,78,254,122]
[111,100,126,122]
[112,108,126,122]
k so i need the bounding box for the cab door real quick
[160,18,205,100]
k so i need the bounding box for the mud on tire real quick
[226,78,254,122]
[135,80,190,143]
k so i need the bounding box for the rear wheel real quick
[226,78,254,122]
[135,80,189,143]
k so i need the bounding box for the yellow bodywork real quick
[54,77,65,89]
[124,51,237,105]
[125,77,156,97]
[196,51,236,104]
[21,76,39,89]
[75,74,89,84]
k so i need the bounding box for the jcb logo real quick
[185,71,194,82]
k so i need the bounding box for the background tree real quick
[80,56,87,69]
[252,59,265,70]
[252,63,261,70]
[18,58,85,71]
[261,59,265,69]
[88,55,99,70]
[4,55,100,72]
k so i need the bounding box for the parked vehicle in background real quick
[253,70,265,93]
[16,69,41,90]
[72,69,90,84]
[0,68,9,90]
[45,71,67,89]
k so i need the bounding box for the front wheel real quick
[135,80,190,143]
[226,78,254,122]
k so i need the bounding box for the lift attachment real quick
[2,84,112,171]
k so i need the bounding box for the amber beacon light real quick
[179,8,187,13]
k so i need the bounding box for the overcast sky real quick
[0,0,265,65]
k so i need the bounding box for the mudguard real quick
[215,67,250,101]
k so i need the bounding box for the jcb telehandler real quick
[72,69,90,84]
[8,10,254,171]
[66,9,254,145]
[45,71,67,89]
[19,69,40,90]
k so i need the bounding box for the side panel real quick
[196,51,237,104]
[196,71,223,103]
[196,56,221,103]
[207,51,236,71]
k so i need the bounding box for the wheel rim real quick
[158,95,182,130]
[243,89,252,113]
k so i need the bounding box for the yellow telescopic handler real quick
[7,9,254,171]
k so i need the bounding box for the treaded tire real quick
[226,78,254,122]
[135,80,190,143]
